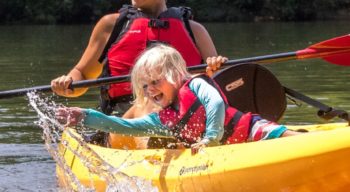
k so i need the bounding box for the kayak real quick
[57,122,350,191]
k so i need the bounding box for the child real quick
[56,44,300,154]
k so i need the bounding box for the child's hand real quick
[56,107,84,126]
[206,55,228,77]
[191,142,207,155]
[174,142,187,149]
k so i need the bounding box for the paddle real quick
[190,34,350,71]
[0,34,349,99]
[0,74,130,99]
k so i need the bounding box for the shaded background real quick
[1,0,350,24]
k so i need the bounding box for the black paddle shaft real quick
[0,52,298,99]
[0,75,130,99]
[189,52,297,73]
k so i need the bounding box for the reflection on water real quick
[0,21,350,190]
[0,144,57,191]
[0,144,52,165]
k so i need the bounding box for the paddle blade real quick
[313,34,350,48]
[296,34,350,66]
[323,52,350,66]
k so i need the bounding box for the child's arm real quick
[56,107,172,137]
[83,109,172,137]
[189,78,226,146]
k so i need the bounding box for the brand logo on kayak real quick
[179,164,209,176]
[225,78,244,92]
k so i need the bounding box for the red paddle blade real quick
[323,52,350,66]
[296,34,350,66]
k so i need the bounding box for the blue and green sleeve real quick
[83,109,173,137]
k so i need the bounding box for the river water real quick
[0,21,350,191]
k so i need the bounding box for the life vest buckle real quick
[147,40,169,47]
[100,87,110,100]
[148,19,169,29]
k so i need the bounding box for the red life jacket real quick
[158,75,252,145]
[101,5,202,99]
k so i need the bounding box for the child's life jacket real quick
[158,75,253,145]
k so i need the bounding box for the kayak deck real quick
[57,123,350,191]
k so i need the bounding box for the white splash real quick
[27,92,158,192]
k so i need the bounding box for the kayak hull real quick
[57,123,350,191]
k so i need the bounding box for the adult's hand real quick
[205,55,228,77]
[51,75,74,96]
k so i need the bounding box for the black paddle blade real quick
[213,63,286,122]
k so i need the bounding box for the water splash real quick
[27,92,90,191]
[27,92,158,192]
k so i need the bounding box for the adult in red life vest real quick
[50,0,224,149]
[56,44,302,155]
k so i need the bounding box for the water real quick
[0,21,350,191]
[27,91,158,191]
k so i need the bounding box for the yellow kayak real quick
[57,123,350,191]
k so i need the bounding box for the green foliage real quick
[172,0,350,22]
[0,0,126,24]
[1,0,350,24]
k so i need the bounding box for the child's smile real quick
[143,78,178,108]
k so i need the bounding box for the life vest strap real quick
[173,98,202,139]
[221,111,243,143]
[180,6,196,44]
[148,19,169,28]
[98,5,132,63]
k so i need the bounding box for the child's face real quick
[142,78,178,108]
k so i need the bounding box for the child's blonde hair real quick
[131,44,192,105]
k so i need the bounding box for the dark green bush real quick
[0,0,349,24]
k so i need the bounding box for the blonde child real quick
[56,44,300,154]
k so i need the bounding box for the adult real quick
[51,0,223,149]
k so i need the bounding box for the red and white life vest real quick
[103,6,202,99]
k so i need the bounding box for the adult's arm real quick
[189,21,227,77]
[51,13,119,97]
[189,20,217,59]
